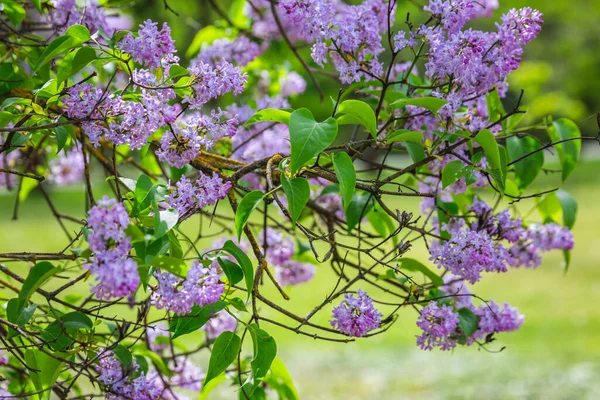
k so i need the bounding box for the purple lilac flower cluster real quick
[152,260,224,315]
[48,0,113,35]
[0,142,19,189]
[279,0,391,83]
[48,150,85,185]
[416,302,460,350]
[156,111,238,167]
[259,228,316,286]
[429,198,574,283]
[330,290,382,337]
[164,173,231,216]
[62,82,172,151]
[97,349,162,400]
[186,61,247,110]
[194,36,265,67]
[85,197,139,300]
[203,311,237,339]
[509,223,574,268]
[228,96,291,166]
[118,19,177,69]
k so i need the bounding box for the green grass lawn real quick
[1,157,599,399]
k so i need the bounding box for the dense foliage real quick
[0,0,594,398]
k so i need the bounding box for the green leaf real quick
[57,47,96,84]
[289,108,338,175]
[474,129,501,171]
[441,160,472,189]
[25,349,69,400]
[19,262,60,303]
[547,118,581,181]
[223,240,254,297]
[32,0,42,13]
[168,65,189,79]
[228,297,248,313]
[112,344,133,368]
[218,258,244,285]
[15,303,37,326]
[2,1,26,25]
[248,324,277,394]
[186,25,228,58]
[397,258,443,287]
[200,374,228,400]
[154,207,178,238]
[457,307,478,338]
[203,331,242,386]
[537,193,562,224]
[332,152,356,211]
[281,175,310,226]
[19,176,39,202]
[150,255,188,278]
[267,357,299,400]
[486,88,505,124]
[335,100,377,139]
[65,24,91,42]
[506,136,543,191]
[555,190,578,229]
[404,141,426,164]
[33,25,90,73]
[135,174,155,212]
[345,193,375,233]
[54,126,69,154]
[41,312,93,351]
[170,301,227,339]
[0,111,15,128]
[391,97,448,113]
[244,108,291,127]
[387,129,423,144]
[235,190,264,240]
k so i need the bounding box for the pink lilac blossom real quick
[84,197,139,300]
[164,173,231,217]
[194,36,264,67]
[0,146,19,188]
[471,301,524,342]
[118,20,177,70]
[441,273,473,309]
[48,150,85,185]
[416,301,460,351]
[509,223,574,268]
[280,71,307,96]
[330,290,382,337]
[156,111,238,167]
[429,228,509,284]
[151,260,224,315]
[203,311,237,340]
[423,2,543,98]
[147,322,170,353]
[0,349,7,365]
[275,260,316,286]
[48,0,112,35]
[228,97,291,166]
[259,228,295,266]
[186,61,247,110]
[168,357,203,391]
[97,349,162,400]
[279,0,391,83]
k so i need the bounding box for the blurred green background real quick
[3,0,600,398]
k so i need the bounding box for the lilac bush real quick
[0,0,592,398]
